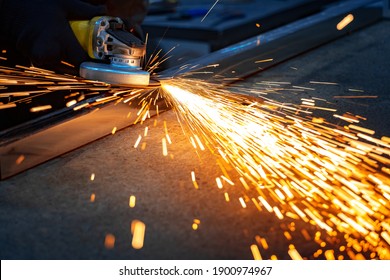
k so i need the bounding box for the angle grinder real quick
[70,16,150,87]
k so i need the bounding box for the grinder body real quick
[70,16,150,86]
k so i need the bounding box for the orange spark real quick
[129,195,136,208]
[250,244,262,260]
[131,220,146,250]
[15,155,25,165]
[337,14,354,30]
[104,234,115,249]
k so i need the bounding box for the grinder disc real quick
[80,62,150,86]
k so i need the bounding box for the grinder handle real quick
[69,19,96,59]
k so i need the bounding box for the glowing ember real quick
[337,14,354,30]
[15,155,25,165]
[191,171,196,182]
[66,100,77,107]
[60,61,75,68]
[325,249,336,260]
[191,171,199,189]
[131,220,146,250]
[0,103,16,110]
[134,135,142,148]
[250,244,262,260]
[162,138,168,156]
[216,177,223,189]
[30,105,52,113]
[255,58,274,64]
[192,219,201,230]
[288,245,303,260]
[260,237,269,250]
[129,195,136,208]
[239,197,247,208]
[104,233,115,249]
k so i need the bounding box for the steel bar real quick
[160,0,383,83]
[0,93,167,179]
[143,0,335,51]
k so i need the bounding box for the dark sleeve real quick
[106,0,149,26]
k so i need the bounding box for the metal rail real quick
[0,92,166,180]
[160,0,383,83]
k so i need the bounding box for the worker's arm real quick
[0,0,149,74]
[90,0,149,39]
[88,0,149,25]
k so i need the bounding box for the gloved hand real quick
[0,0,107,74]
[87,0,149,26]
[88,0,149,39]
[107,0,149,27]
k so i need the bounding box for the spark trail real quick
[0,65,160,130]
[201,0,221,22]
[160,77,390,259]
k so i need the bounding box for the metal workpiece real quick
[0,88,168,180]
[143,0,337,52]
[160,0,383,82]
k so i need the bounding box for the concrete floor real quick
[0,20,389,260]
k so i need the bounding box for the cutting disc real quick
[80,62,150,86]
